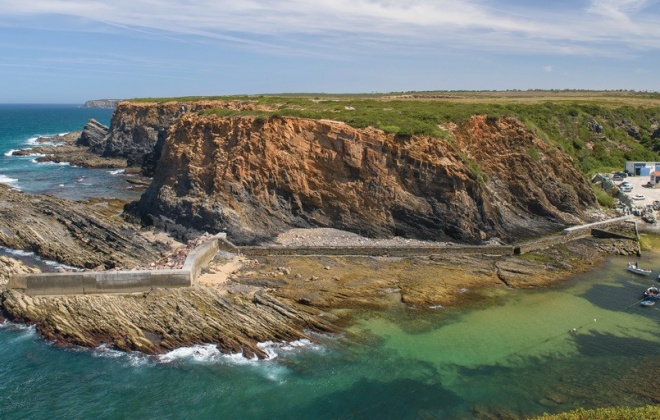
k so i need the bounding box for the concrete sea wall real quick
[9,216,634,297]
[8,234,226,296]
[239,245,514,257]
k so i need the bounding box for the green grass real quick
[126,91,660,177]
[593,185,615,208]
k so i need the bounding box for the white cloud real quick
[544,65,553,73]
[1,0,660,57]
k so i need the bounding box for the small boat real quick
[628,262,652,276]
[641,299,656,307]
[643,286,660,300]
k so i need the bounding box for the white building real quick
[625,161,660,176]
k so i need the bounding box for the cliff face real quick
[134,114,597,244]
[100,101,267,175]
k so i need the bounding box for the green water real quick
[1,256,659,419]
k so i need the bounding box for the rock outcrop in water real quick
[0,286,335,358]
[131,113,596,244]
[0,185,164,269]
[76,118,109,150]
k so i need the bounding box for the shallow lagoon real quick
[1,254,659,419]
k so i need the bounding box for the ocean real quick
[1,105,660,419]
[0,104,140,201]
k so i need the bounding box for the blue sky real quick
[1,0,660,103]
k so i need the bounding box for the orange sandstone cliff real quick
[127,110,596,244]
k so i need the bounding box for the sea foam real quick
[0,174,20,190]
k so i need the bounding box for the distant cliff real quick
[127,111,597,244]
[83,99,120,109]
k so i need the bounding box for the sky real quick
[1,0,660,103]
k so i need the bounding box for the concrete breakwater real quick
[8,234,226,296]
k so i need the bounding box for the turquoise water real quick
[0,104,140,201]
[1,105,660,418]
[1,257,659,419]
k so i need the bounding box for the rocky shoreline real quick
[0,221,640,358]
[0,101,641,359]
[9,130,128,169]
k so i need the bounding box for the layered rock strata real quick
[0,233,636,357]
[134,114,597,244]
[0,286,335,358]
[0,257,40,286]
[0,185,163,269]
[99,100,270,174]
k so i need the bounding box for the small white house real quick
[651,171,660,188]
[625,161,660,176]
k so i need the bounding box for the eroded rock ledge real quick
[0,286,335,358]
[0,185,164,269]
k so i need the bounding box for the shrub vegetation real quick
[127,91,660,177]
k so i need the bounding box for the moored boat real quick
[641,299,656,307]
[628,262,652,276]
[643,286,660,300]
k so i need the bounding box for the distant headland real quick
[83,99,121,108]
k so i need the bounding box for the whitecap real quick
[108,169,125,175]
[0,322,37,343]
[0,174,18,185]
[0,246,82,272]
[31,159,69,166]
[91,344,153,367]
[158,344,224,364]
[3,149,18,157]
[0,175,20,190]
[257,338,322,358]
[26,136,40,145]
[1,247,34,257]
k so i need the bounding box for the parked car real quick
[615,171,628,178]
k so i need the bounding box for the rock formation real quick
[0,257,40,286]
[0,185,164,269]
[83,99,120,108]
[98,101,269,175]
[132,113,596,244]
[76,118,109,150]
[0,286,335,358]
